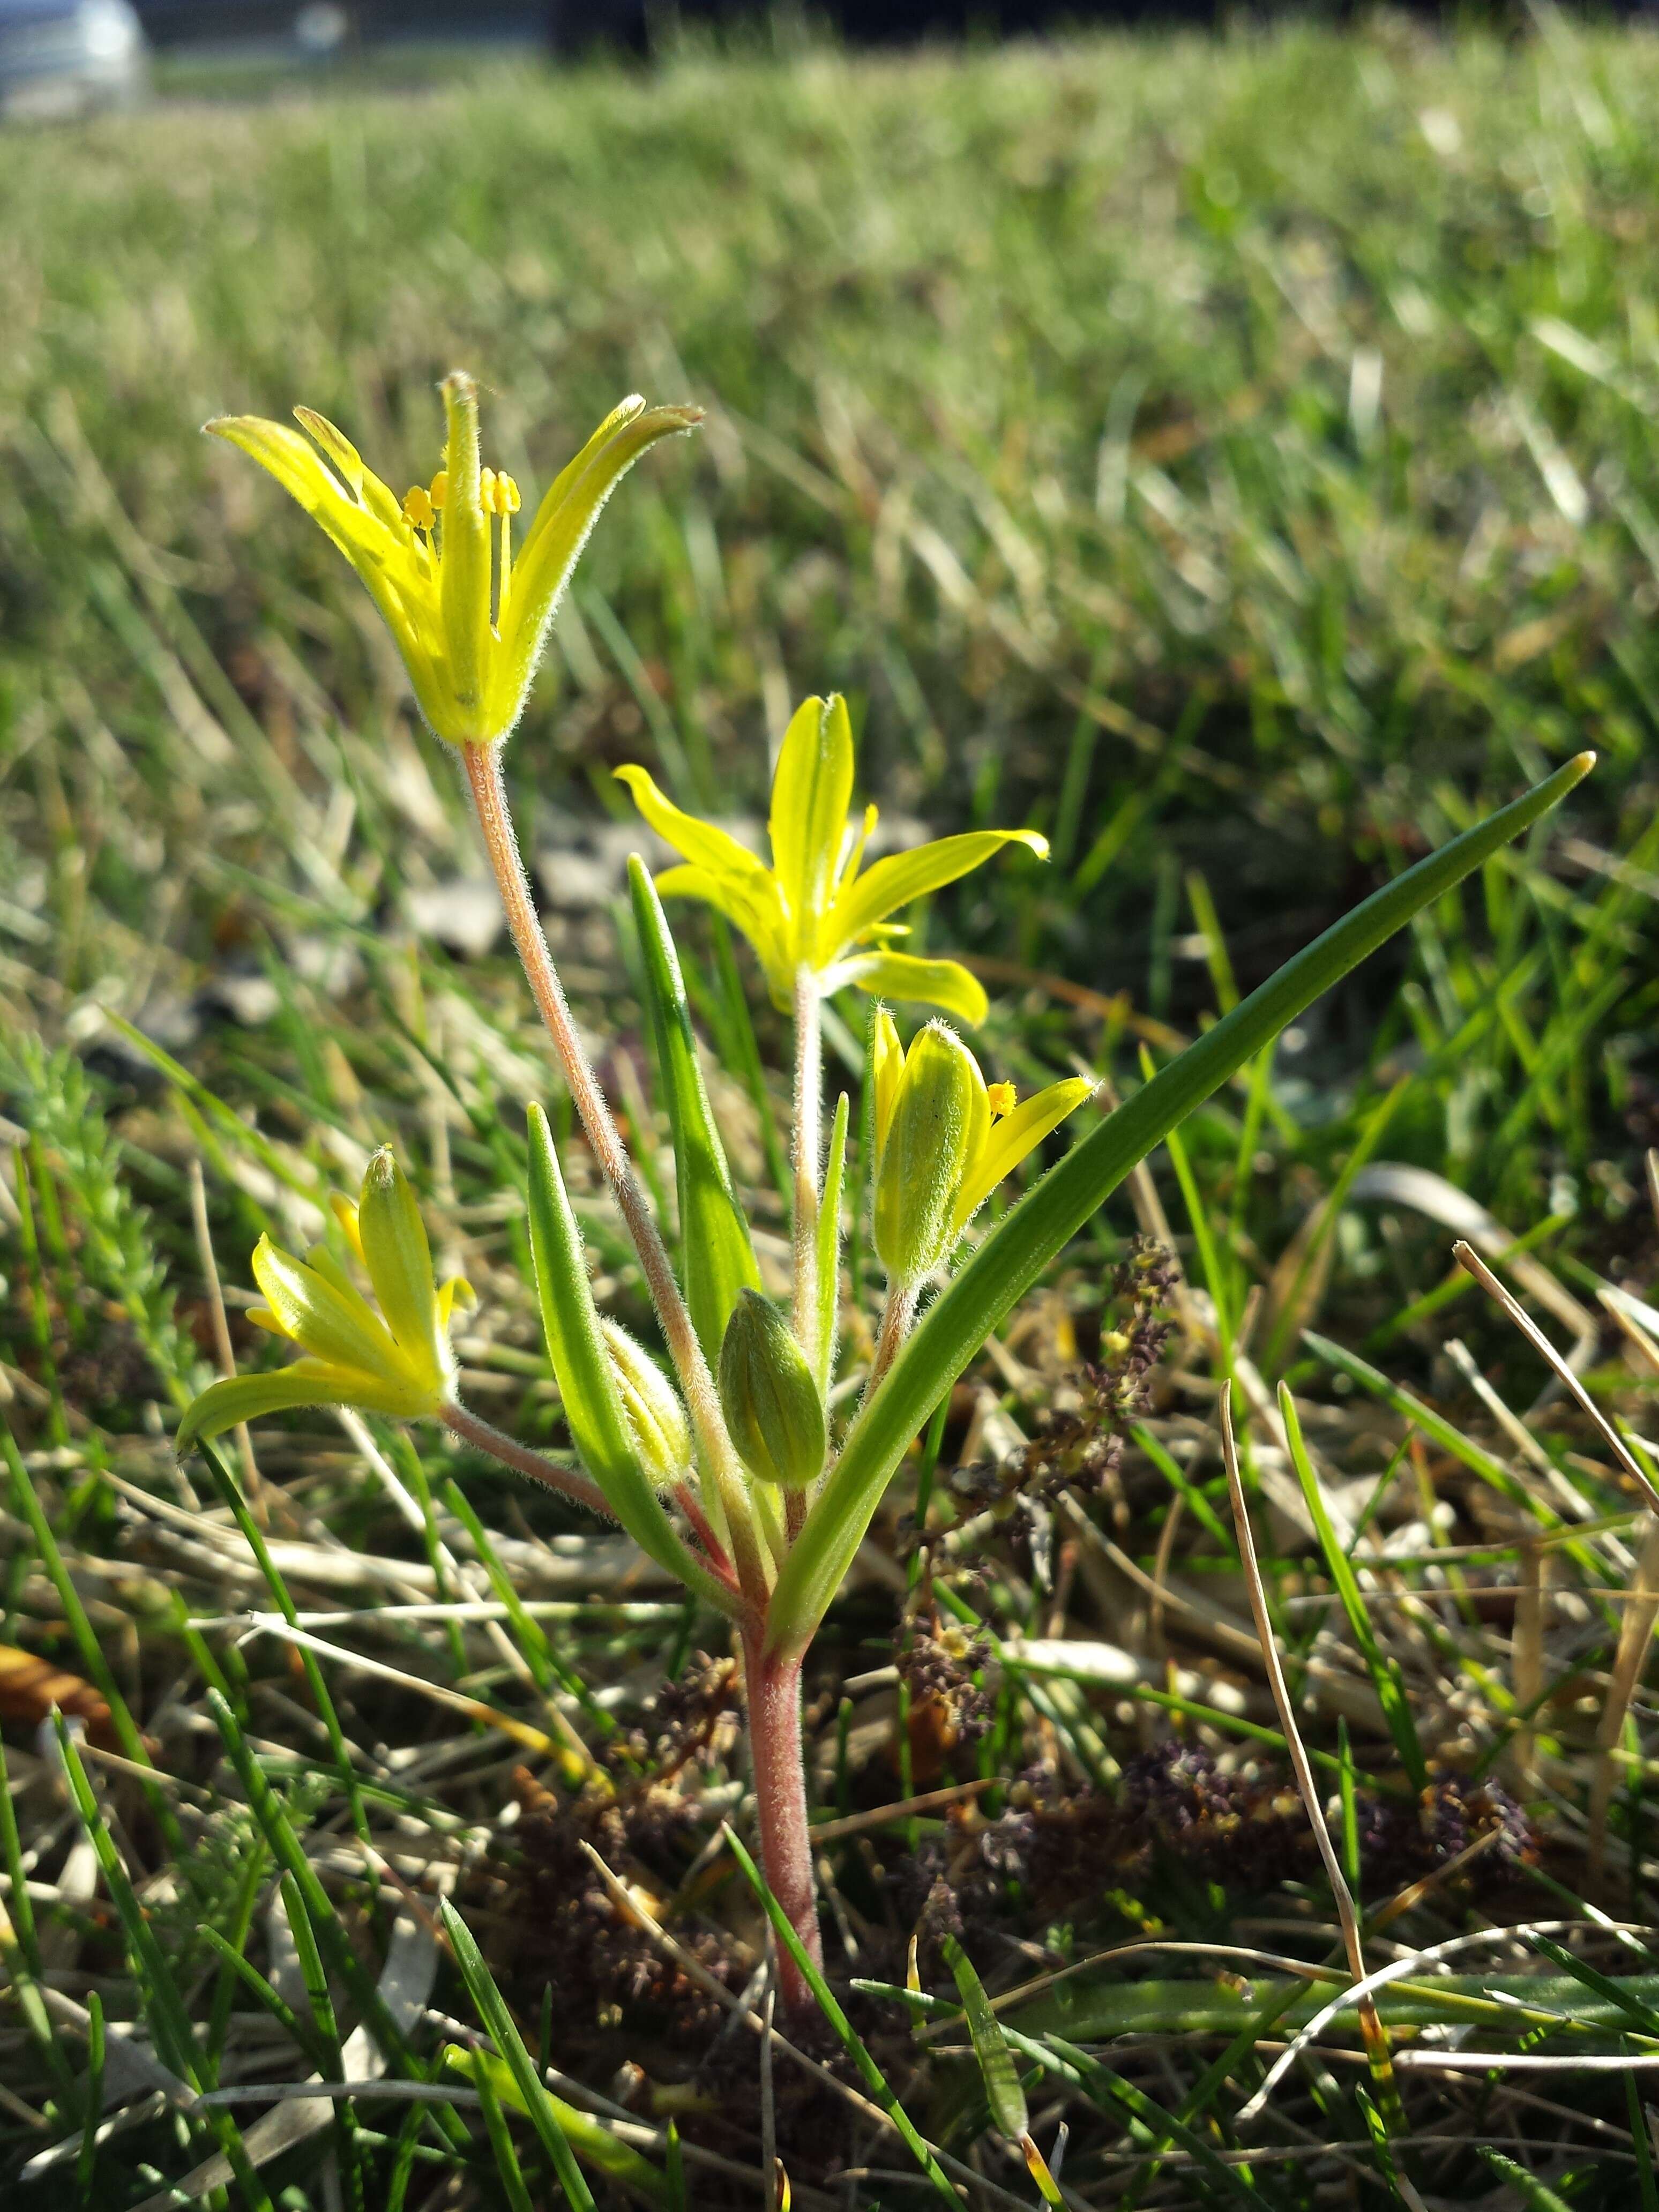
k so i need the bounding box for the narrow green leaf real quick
[0,1721,82,2102]
[3,1422,171,1829]
[199,1438,373,1845]
[722,1825,960,2208]
[445,2045,672,2209]
[196,1925,334,2076]
[1476,2148,1574,2210]
[76,1991,105,2199]
[1527,1934,1659,2038]
[940,1933,1028,2142]
[629,857,762,1365]
[472,2051,538,2212]
[771,752,1594,1652]
[524,1102,734,1615]
[51,1716,201,2089]
[440,1902,599,2212]
[204,1688,471,2153]
[1281,1383,1427,1791]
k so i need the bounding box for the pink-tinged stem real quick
[742,1626,822,2016]
[675,1481,738,1588]
[462,738,769,1610]
[442,1401,610,1517]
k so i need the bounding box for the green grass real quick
[4,15,1659,2209]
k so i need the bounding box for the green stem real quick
[791,963,823,1367]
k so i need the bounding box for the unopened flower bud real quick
[717,1290,826,1489]
[601,1320,691,1489]
[873,1021,988,1287]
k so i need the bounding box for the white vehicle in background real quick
[0,0,147,116]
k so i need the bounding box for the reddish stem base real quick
[743,1631,822,2017]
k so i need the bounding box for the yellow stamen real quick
[987,1082,1017,1119]
[402,485,435,531]
[428,468,447,511]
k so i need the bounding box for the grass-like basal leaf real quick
[629,856,763,1366]
[523,1100,732,1611]
[771,751,1594,1653]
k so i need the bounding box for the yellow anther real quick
[495,471,521,515]
[428,468,447,511]
[987,1081,1017,1120]
[402,484,436,531]
[479,466,497,511]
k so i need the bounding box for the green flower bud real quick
[601,1321,692,1490]
[717,1289,826,1489]
[873,1021,988,1287]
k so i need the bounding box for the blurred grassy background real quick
[4,19,1657,1277]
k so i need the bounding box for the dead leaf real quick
[0,1646,113,1744]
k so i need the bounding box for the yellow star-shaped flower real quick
[176,1149,473,1449]
[615,692,1047,1021]
[207,373,698,749]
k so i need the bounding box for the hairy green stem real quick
[791,963,823,1370]
[865,1280,920,1402]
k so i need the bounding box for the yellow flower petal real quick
[827,828,1048,952]
[494,400,700,734]
[437,373,492,737]
[768,694,853,964]
[834,951,990,1026]
[871,1008,903,1157]
[329,1192,366,1266]
[250,1234,400,1376]
[652,864,791,984]
[952,1077,1094,1231]
[616,765,774,895]
[357,1147,446,1388]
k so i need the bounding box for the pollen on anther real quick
[988,1082,1018,1119]
[402,485,436,530]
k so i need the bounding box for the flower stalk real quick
[791,962,824,1372]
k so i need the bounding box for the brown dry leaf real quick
[0,1645,113,1743]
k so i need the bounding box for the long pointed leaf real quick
[769,753,1594,1653]
[524,1103,735,1616]
[628,858,761,1365]
[940,1933,1028,2142]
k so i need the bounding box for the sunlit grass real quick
[3,16,1659,2208]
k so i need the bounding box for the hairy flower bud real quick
[717,1290,826,1489]
[601,1320,691,1490]
[873,1021,987,1287]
